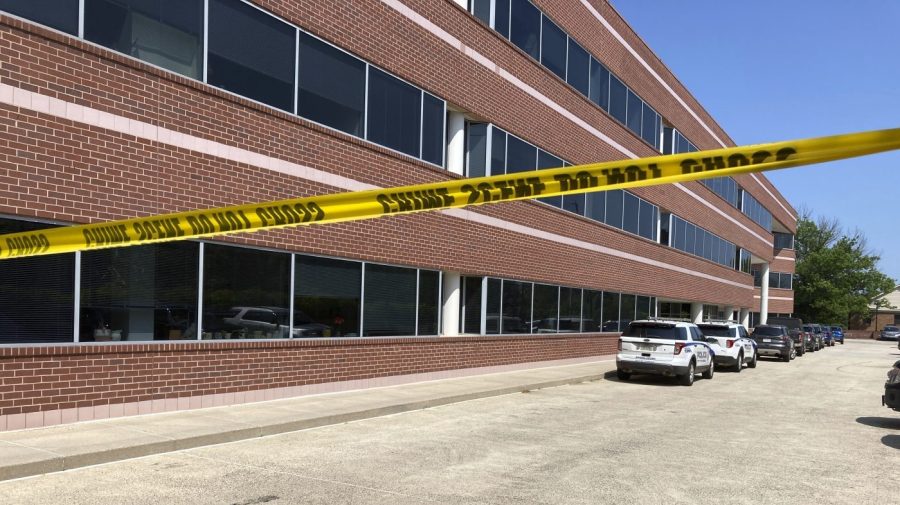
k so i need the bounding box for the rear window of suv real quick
[753,326,784,336]
[697,325,732,337]
[623,324,688,340]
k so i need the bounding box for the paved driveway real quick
[2,340,899,505]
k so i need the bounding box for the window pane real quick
[471,0,491,25]
[495,0,510,38]
[638,199,654,239]
[417,270,440,335]
[81,242,198,342]
[601,292,620,331]
[673,217,685,251]
[685,222,696,255]
[486,278,501,334]
[662,126,674,154]
[421,92,445,166]
[501,280,531,334]
[566,39,589,96]
[466,122,488,178]
[208,0,295,111]
[626,90,642,134]
[605,189,624,229]
[623,191,639,235]
[85,0,204,79]
[609,75,627,124]
[586,191,605,223]
[510,0,540,60]
[505,134,537,174]
[532,284,559,333]
[620,294,636,328]
[367,67,422,158]
[490,127,507,176]
[202,244,291,339]
[659,212,670,245]
[295,255,361,337]
[462,276,483,334]
[537,150,563,207]
[0,219,74,343]
[636,296,650,321]
[559,287,581,333]
[562,194,585,215]
[540,16,566,79]
[588,57,609,110]
[363,264,416,336]
[297,32,366,136]
[0,0,79,34]
[704,231,713,261]
[582,290,602,333]
[641,104,658,146]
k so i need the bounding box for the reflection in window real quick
[421,93,445,166]
[623,191,639,235]
[363,264,417,337]
[297,32,366,136]
[486,278,502,334]
[609,75,627,124]
[626,90,642,135]
[461,276,483,334]
[295,255,361,337]
[589,58,610,111]
[466,122,488,178]
[81,242,199,342]
[202,244,291,339]
[540,16,566,79]
[208,0,295,111]
[418,270,440,335]
[532,284,558,333]
[636,295,651,321]
[558,287,582,333]
[510,0,540,60]
[367,68,422,158]
[583,290,602,333]
[501,280,531,334]
[537,150,563,207]
[0,218,74,344]
[490,127,507,176]
[620,294,636,329]
[85,0,204,79]
[567,39,590,96]
[506,134,537,174]
[605,189,624,229]
[601,292,620,332]
[0,0,79,34]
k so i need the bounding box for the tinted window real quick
[295,255,361,337]
[462,276,483,334]
[620,294,636,327]
[490,127,507,176]
[85,0,204,79]
[510,0,541,60]
[641,104,658,147]
[418,270,440,335]
[297,32,366,136]
[421,92,445,166]
[623,324,681,340]
[367,67,422,158]
[626,90,642,134]
[532,284,558,333]
[540,16,566,79]
[623,191,639,235]
[495,0,511,38]
[586,191,606,222]
[635,296,650,321]
[588,58,609,110]
[566,39,590,96]
[685,222,696,255]
[698,325,732,337]
[601,291,620,332]
[638,199,654,239]
[609,75,627,124]
[363,264,417,336]
[0,0,79,34]
[582,290,602,333]
[505,135,537,174]
[501,280,531,334]
[605,189,624,229]
[466,122,488,178]
[559,287,582,333]
[753,326,785,336]
[485,278,501,334]
[673,217,686,250]
[470,0,491,25]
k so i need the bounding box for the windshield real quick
[622,324,685,340]
[885,326,899,332]
[697,326,731,337]
[830,326,842,332]
[753,326,784,336]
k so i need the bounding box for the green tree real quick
[794,212,895,325]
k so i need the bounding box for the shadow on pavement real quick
[602,370,680,387]
[882,435,900,450]
[856,417,900,430]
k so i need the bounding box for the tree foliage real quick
[794,211,895,325]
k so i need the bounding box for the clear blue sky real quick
[612,0,900,280]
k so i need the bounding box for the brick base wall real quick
[0,334,617,419]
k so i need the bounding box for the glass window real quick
[501,280,531,334]
[418,270,440,335]
[367,67,422,158]
[421,92,445,166]
[566,39,590,96]
[636,296,651,321]
[207,0,295,112]
[626,90,642,135]
[461,276,483,334]
[537,150,563,207]
[0,219,74,344]
[703,231,713,261]
[510,0,541,60]
[540,16,566,80]
[684,222,696,255]
[605,189,624,229]
[638,199,654,239]
[363,264,417,336]
[81,242,199,342]
[562,194,585,216]
[202,244,291,339]
[588,57,609,111]
[673,216,686,251]
[608,75,627,124]
[774,232,794,250]
[0,0,79,34]
[659,212,670,246]
[586,191,605,223]
[532,284,558,333]
[470,0,491,25]
[620,294,636,329]
[641,104,658,147]
[601,291,620,332]
[295,255,361,337]
[297,32,366,136]
[466,122,488,178]
[623,191,639,235]
[494,0,510,38]
[490,127,507,175]
[486,277,502,334]
[582,289,602,333]
[505,134,537,174]
[559,287,581,333]
[662,126,674,154]
[85,0,204,79]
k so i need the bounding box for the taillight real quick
[674,342,686,355]
[726,340,735,348]
[618,338,622,351]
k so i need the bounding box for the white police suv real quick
[697,321,757,373]
[616,319,715,386]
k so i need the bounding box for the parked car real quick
[802,325,822,351]
[880,325,900,341]
[750,325,795,362]
[830,326,845,345]
[767,316,807,356]
[616,319,715,386]
[883,360,900,412]
[818,324,834,347]
[222,306,330,338]
[697,321,757,372]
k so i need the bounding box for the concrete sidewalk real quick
[0,357,615,482]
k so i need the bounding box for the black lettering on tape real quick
[601,167,627,184]
[751,150,771,164]
[776,147,797,161]
[701,157,726,171]
[728,154,749,167]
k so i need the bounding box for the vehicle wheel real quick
[702,360,714,380]
[679,361,695,386]
[782,349,791,362]
[748,351,758,368]
[797,346,805,356]
[790,347,796,360]
[734,353,743,373]
[616,369,631,381]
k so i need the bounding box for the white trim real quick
[196,242,205,340]
[293,29,300,116]
[774,256,795,262]
[753,295,793,301]
[73,251,81,342]
[203,0,209,83]
[78,0,85,38]
[359,262,366,336]
[673,183,773,247]
[480,276,488,335]
[288,253,295,338]
[414,269,420,335]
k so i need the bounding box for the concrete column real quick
[760,262,770,325]
[723,305,735,322]
[740,308,750,329]
[446,111,466,176]
[442,272,461,336]
[690,302,703,324]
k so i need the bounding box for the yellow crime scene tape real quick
[2,127,900,260]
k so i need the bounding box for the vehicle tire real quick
[616,369,631,381]
[748,351,758,368]
[679,361,695,386]
[702,360,715,380]
[797,346,805,356]
[734,353,743,373]
[790,347,796,360]
[782,349,791,362]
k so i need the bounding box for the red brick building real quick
[0,0,795,431]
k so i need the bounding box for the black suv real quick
[751,325,795,362]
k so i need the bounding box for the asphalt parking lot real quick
[2,339,899,505]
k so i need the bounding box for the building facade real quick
[0,0,795,430]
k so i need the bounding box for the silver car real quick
[881,325,900,341]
